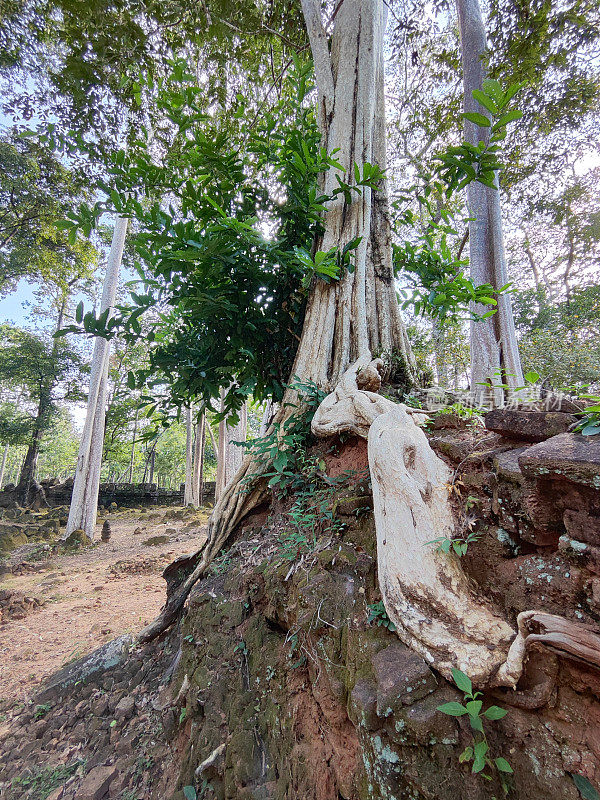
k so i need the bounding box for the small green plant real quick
[366,601,396,632]
[34,703,52,719]
[234,640,249,657]
[241,378,326,495]
[438,668,512,788]
[179,708,187,725]
[209,548,233,576]
[574,394,600,436]
[11,759,85,800]
[426,530,482,557]
[476,368,541,402]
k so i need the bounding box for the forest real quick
[0,0,599,798]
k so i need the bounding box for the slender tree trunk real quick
[149,447,156,486]
[198,414,205,506]
[66,216,128,539]
[192,413,205,508]
[184,406,194,506]
[432,319,448,387]
[0,443,8,488]
[456,0,523,406]
[128,410,138,483]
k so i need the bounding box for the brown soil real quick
[0,508,207,708]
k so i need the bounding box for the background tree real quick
[0,325,84,503]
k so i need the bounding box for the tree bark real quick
[293,0,414,390]
[0,443,8,488]
[184,405,194,506]
[66,216,128,539]
[128,410,138,483]
[216,393,247,501]
[456,0,523,406]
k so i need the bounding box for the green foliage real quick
[275,477,345,562]
[574,395,600,437]
[513,284,600,390]
[10,759,85,800]
[437,79,525,192]
[210,548,234,577]
[438,668,512,787]
[33,703,52,719]
[0,325,84,431]
[0,401,33,446]
[366,600,397,632]
[54,59,343,418]
[0,133,96,296]
[395,80,524,324]
[242,378,326,493]
[426,530,482,558]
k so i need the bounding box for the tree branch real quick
[300,0,335,118]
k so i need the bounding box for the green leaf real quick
[571,774,600,800]
[472,89,498,115]
[495,757,514,774]
[466,700,482,717]
[495,109,523,128]
[463,111,491,127]
[183,787,197,800]
[469,714,484,733]
[451,668,472,695]
[459,746,473,763]
[523,370,540,384]
[483,705,508,720]
[472,740,488,773]
[437,702,468,716]
[581,422,600,436]
[482,78,504,103]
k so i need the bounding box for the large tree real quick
[139,0,417,640]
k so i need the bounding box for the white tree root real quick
[311,358,600,688]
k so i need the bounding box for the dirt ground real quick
[0,507,208,708]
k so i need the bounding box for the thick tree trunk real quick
[66,216,128,539]
[456,0,523,406]
[293,0,414,390]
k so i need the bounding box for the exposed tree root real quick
[311,357,600,689]
[138,452,269,642]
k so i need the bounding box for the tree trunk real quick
[66,216,128,539]
[432,319,448,387]
[292,0,413,390]
[192,413,205,508]
[216,394,247,501]
[456,0,523,406]
[0,443,8,488]
[184,406,194,506]
[128,410,138,483]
